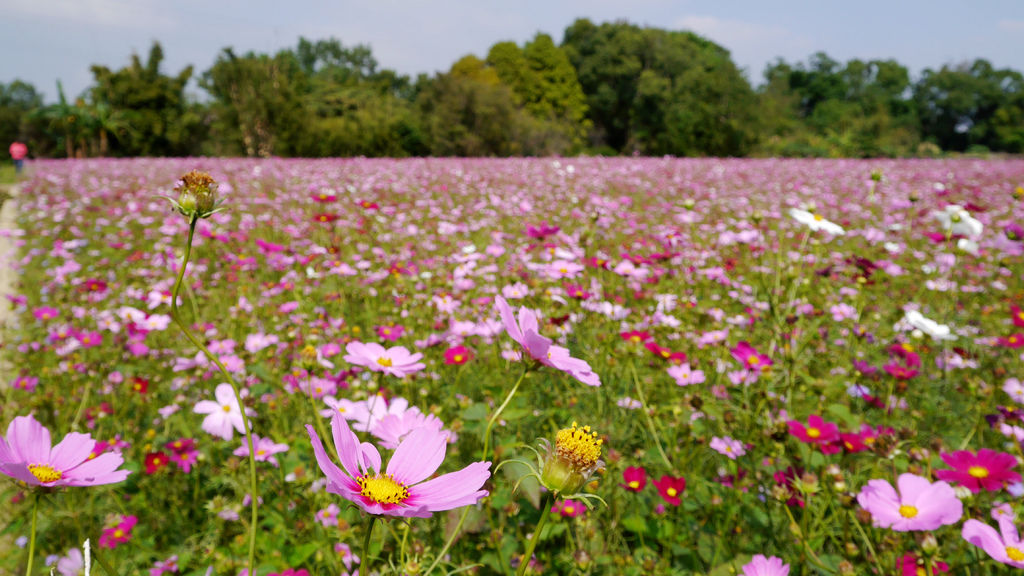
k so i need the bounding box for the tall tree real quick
[89,42,200,156]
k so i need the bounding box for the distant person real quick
[9,141,27,174]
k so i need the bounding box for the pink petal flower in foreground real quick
[741,554,790,576]
[962,515,1024,568]
[307,412,491,518]
[856,473,962,531]
[344,341,425,378]
[0,414,130,487]
[494,296,601,386]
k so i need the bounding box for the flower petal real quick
[6,415,51,463]
[48,431,94,472]
[406,460,491,512]
[387,426,447,486]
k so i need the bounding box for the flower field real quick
[2,157,1024,576]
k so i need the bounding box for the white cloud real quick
[6,0,174,29]
[998,19,1024,32]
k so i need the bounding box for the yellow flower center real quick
[667,488,678,497]
[806,427,821,439]
[28,463,62,484]
[1008,547,1024,562]
[899,505,918,518]
[748,355,760,365]
[222,405,231,412]
[357,474,410,505]
[555,422,603,470]
[564,505,575,515]
[113,529,124,539]
[454,355,464,362]
[628,480,640,489]
[813,214,823,221]
[968,466,990,479]
[377,357,393,367]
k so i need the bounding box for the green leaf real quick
[461,403,489,421]
[287,541,321,566]
[622,514,648,534]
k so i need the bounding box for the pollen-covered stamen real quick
[377,357,393,368]
[357,473,410,505]
[555,422,603,470]
[28,463,63,484]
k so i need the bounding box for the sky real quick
[2,0,1024,103]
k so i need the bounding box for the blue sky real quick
[2,0,1023,102]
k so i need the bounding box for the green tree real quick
[561,19,757,155]
[201,48,308,157]
[0,80,43,157]
[89,42,200,156]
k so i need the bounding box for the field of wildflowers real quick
[1,157,1023,576]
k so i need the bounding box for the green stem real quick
[423,366,529,576]
[69,379,93,431]
[24,493,38,576]
[629,361,671,469]
[170,218,259,576]
[517,492,554,576]
[362,516,377,576]
[482,366,529,463]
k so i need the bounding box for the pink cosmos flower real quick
[494,296,601,387]
[316,503,341,527]
[307,412,491,518]
[787,415,841,454]
[962,514,1024,568]
[667,363,705,386]
[710,436,746,459]
[194,383,253,441]
[934,449,1021,493]
[371,407,450,450]
[741,554,790,576]
[99,515,138,548]
[234,434,289,467]
[0,415,130,487]
[731,341,772,372]
[856,473,962,531]
[375,324,405,342]
[150,555,179,576]
[551,499,586,518]
[344,341,425,378]
[444,345,473,365]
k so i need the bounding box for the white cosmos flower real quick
[897,309,957,341]
[932,205,983,238]
[789,208,845,235]
[957,238,980,256]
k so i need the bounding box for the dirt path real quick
[0,183,18,572]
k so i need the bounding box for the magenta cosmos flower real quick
[741,554,790,576]
[494,296,600,386]
[0,415,130,487]
[962,515,1024,568]
[307,412,491,518]
[856,473,962,531]
[344,341,425,378]
[935,449,1021,493]
[787,415,841,454]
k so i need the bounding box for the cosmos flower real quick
[856,473,962,531]
[741,554,790,576]
[653,475,686,506]
[307,412,490,518]
[0,415,130,487]
[233,434,289,467]
[934,449,1021,493]
[194,383,253,441]
[897,309,956,341]
[494,296,601,386]
[621,466,647,492]
[538,422,605,495]
[710,436,746,459]
[344,341,425,378]
[789,208,845,235]
[962,514,1024,568]
[731,341,772,372]
[99,515,138,549]
[787,415,841,454]
[932,204,983,238]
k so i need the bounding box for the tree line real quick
[3,19,1023,159]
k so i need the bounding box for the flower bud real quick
[539,422,604,495]
[166,170,223,221]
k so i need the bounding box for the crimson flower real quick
[652,475,686,506]
[787,415,841,454]
[935,449,1021,493]
[144,451,170,474]
[620,330,652,344]
[998,334,1024,348]
[444,345,472,365]
[621,466,647,492]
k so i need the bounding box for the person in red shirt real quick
[9,141,27,174]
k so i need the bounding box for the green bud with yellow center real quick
[540,422,604,495]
